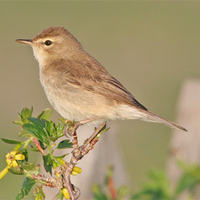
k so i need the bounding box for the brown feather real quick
[45,55,147,111]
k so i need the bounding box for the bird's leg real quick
[64,118,93,137]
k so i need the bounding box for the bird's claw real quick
[64,120,80,137]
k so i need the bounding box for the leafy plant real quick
[131,160,200,200]
[0,107,74,199]
[0,107,108,200]
[91,161,200,200]
[1,107,200,200]
[92,165,129,200]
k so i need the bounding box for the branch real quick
[56,122,107,199]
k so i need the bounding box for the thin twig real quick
[32,138,46,156]
[82,122,106,149]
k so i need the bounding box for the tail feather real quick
[142,110,187,132]
[116,104,187,132]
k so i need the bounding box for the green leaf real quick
[23,118,49,145]
[175,160,200,195]
[14,120,24,126]
[16,177,36,200]
[28,118,46,128]
[98,124,110,134]
[1,138,22,144]
[117,185,129,199]
[54,154,68,160]
[131,169,171,200]
[55,122,65,138]
[8,166,24,175]
[33,185,45,200]
[23,123,48,145]
[59,118,67,124]
[18,129,32,137]
[45,121,65,141]
[94,124,110,140]
[21,107,33,119]
[37,108,53,120]
[45,121,56,137]
[22,163,40,173]
[14,107,33,125]
[57,140,73,149]
[55,189,64,200]
[43,154,53,175]
[14,143,22,151]
[176,174,197,195]
[92,184,108,200]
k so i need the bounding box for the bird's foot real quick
[64,119,93,137]
[64,120,77,137]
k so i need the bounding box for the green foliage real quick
[92,165,129,200]
[131,169,171,200]
[2,107,200,200]
[33,185,46,200]
[55,189,64,200]
[175,160,200,198]
[16,177,37,200]
[92,184,108,200]
[92,162,200,200]
[130,161,200,200]
[43,153,53,175]
[14,107,33,125]
[1,138,22,144]
[37,108,53,120]
[57,140,73,149]
[1,107,73,200]
[23,118,49,145]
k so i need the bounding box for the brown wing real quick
[53,56,147,111]
[99,75,147,110]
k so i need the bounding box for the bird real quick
[16,26,187,132]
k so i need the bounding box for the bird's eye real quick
[44,40,52,46]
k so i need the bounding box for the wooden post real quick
[166,79,200,198]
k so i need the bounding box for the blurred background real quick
[0,1,199,199]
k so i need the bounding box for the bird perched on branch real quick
[16,26,187,132]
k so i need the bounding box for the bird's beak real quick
[16,39,33,45]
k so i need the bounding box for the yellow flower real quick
[0,150,25,180]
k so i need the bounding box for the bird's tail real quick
[116,104,187,132]
[141,109,187,132]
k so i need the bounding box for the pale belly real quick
[41,80,120,125]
